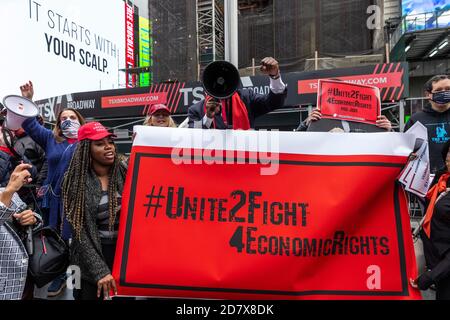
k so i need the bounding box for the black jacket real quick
[405,103,450,173]
[188,87,287,129]
[0,150,37,187]
[420,176,450,293]
[14,134,46,172]
[14,134,47,188]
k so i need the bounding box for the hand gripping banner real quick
[113,127,422,300]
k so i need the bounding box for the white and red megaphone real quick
[2,95,39,130]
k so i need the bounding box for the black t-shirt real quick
[404,105,450,174]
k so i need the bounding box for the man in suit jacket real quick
[188,57,287,130]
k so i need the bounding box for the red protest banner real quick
[112,127,421,300]
[317,79,381,125]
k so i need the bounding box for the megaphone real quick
[2,95,39,130]
[202,60,240,99]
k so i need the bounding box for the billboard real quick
[402,0,450,16]
[138,16,151,87]
[402,0,450,30]
[0,0,126,100]
[125,2,136,88]
[34,63,409,122]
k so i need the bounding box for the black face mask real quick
[432,90,450,105]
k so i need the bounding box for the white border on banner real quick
[133,126,416,157]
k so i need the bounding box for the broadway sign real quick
[112,127,421,299]
[34,62,408,121]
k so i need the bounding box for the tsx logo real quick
[36,94,73,122]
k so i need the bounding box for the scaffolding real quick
[197,0,225,72]
[150,0,377,80]
[238,0,375,73]
[148,0,198,83]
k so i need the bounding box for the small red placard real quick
[317,79,381,125]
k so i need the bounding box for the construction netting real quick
[238,0,375,73]
[149,0,198,83]
[149,0,376,82]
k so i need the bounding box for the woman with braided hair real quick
[62,122,127,300]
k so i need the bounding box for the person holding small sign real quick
[188,57,287,130]
[296,108,392,132]
[296,79,392,132]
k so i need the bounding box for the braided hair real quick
[62,139,124,241]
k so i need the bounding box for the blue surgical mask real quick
[60,119,80,139]
[432,90,450,105]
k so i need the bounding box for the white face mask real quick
[60,119,80,139]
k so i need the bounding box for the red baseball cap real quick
[149,104,170,115]
[78,122,116,142]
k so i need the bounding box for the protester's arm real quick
[31,211,42,230]
[76,226,112,284]
[376,115,393,131]
[0,164,33,226]
[73,229,115,299]
[21,154,38,183]
[269,76,287,94]
[20,81,34,100]
[19,81,54,149]
[188,104,201,128]
[36,159,48,188]
[296,109,322,131]
[0,192,21,227]
[188,102,214,129]
[12,209,41,229]
[22,117,54,150]
[247,87,288,119]
[296,121,309,132]
[32,141,46,172]
[202,115,213,128]
[416,250,450,290]
[249,57,287,118]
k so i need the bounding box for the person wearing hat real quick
[188,57,287,130]
[62,122,128,300]
[143,104,177,127]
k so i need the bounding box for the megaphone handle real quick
[1,127,21,160]
[26,226,34,255]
